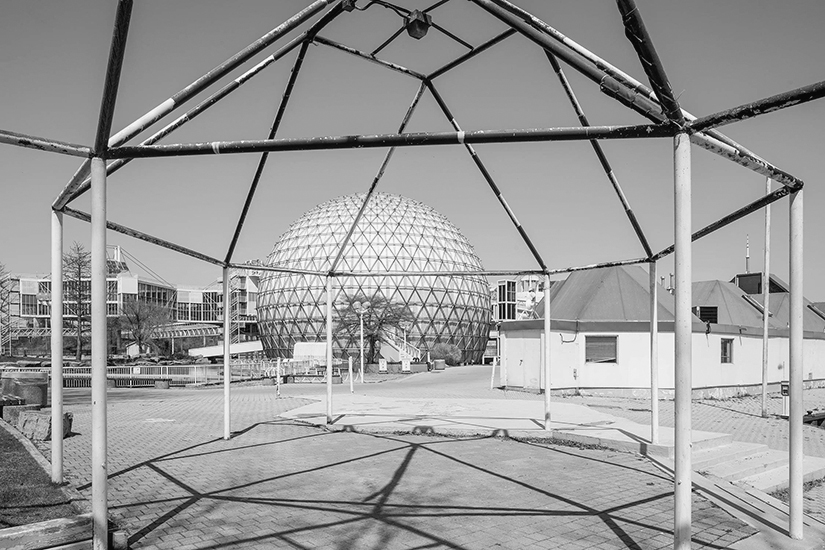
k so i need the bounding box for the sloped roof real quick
[748,293,825,333]
[535,265,677,322]
[692,280,778,329]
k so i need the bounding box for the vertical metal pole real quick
[761,178,772,418]
[50,210,64,483]
[325,276,333,423]
[348,356,354,393]
[543,273,551,430]
[673,132,692,550]
[788,188,804,539]
[490,356,497,389]
[359,311,365,383]
[649,260,659,444]
[222,267,231,440]
[276,357,281,397]
[90,157,108,550]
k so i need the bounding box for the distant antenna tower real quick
[745,234,750,274]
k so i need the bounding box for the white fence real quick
[1,357,344,388]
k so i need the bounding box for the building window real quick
[695,306,718,324]
[585,336,618,363]
[721,338,734,363]
[107,303,119,316]
[497,280,516,320]
[21,294,37,316]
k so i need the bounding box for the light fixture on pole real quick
[353,300,370,383]
[405,10,431,40]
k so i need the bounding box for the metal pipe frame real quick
[0,129,91,158]
[473,0,804,190]
[329,82,428,273]
[761,178,771,418]
[225,40,313,264]
[90,158,108,550]
[50,211,64,483]
[543,272,551,430]
[93,0,134,155]
[788,188,803,538]
[649,260,659,444]
[228,262,325,276]
[52,0,339,211]
[651,186,791,261]
[545,51,652,257]
[325,275,334,424]
[690,80,825,133]
[673,132,692,550]
[65,12,339,206]
[62,207,224,267]
[312,35,427,80]
[107,123,674,159]
[615,0,684,125]
[426,80,547,270]
[428,29,516,80]
[223,268,231,440]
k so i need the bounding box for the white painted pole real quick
[788,188,804,539]
[359,311,365,383]
[276,357,281,397]
[543,273,551,430]
[348,356,354,393]
[222,267,231,440]
[673,132,692,550]
[761,177,772,418]
[490,356,497,389]
[649,260,659,445]
[325,276,333,424]
[50,210,64,483]
[90,157,108,550]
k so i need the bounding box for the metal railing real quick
[0,357,345,388]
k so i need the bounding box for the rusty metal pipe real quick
[94,0,134,155]
[329,82,428,273]
[690,80,825,133]
[651,186,791,261]
[427,81,547,270]
[0,129,91,158]
[109,124,672,159]
[545,51,652,257]
[615,0,683,124]
[313,35,426,80]
[428,29,516,80]
[62,207,225,267]
[225,41,312,265]
[53,0,338,211]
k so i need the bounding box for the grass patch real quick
[0,425,79,529]
[769,477,825,503]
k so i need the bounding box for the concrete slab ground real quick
[28,367,825,549]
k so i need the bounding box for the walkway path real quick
[37,367,825,549]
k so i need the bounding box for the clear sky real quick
[1,0,823,297]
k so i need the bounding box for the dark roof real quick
[535,265,678,322]
[692,280,778,329]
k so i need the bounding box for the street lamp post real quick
[353,301,370,383]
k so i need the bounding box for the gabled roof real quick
[692,280,779,329]
[535,265,677,322]
[748,293,825,333]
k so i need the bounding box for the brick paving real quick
[48,381,758,549]
[561,388,825,522]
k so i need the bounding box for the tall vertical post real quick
[50,211,64,483]
[222,267,231,440]
[325,276,333,424]
[649,260,659,444]
[359,311,365,383]
[673,132,692,550]
[788,188,804,539]
[90,157,108,550]
[761,178,772,418]
[543,273,551,430]
[348,356,354,393]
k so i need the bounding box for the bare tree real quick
[63,242,91,360]
[335,293,415,364]
[120,299,172,355]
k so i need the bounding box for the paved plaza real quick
[38,367,825,549]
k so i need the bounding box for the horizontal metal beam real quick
[651,186,791,261]
[0,129,91,158]
[689,80,825,133]
[108,123,673,159]
[62,207,225,267]
[228,262,326,277]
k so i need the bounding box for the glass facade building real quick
[257,193,492,363]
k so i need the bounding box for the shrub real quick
[429,343,462,366]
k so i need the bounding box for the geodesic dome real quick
[257,192,492,362]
